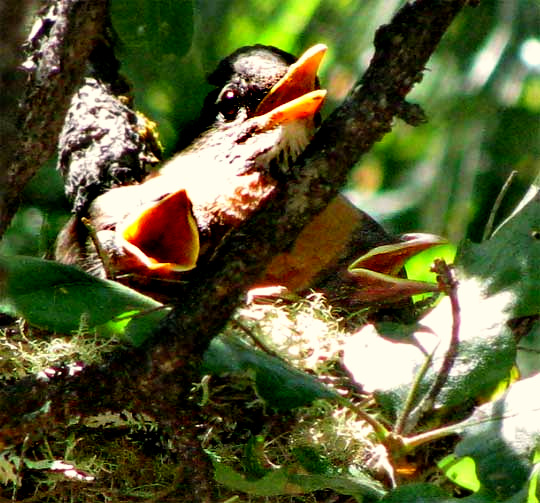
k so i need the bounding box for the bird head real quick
[196,44,323,132]
[58,44,328,280]
[167,43,328,178]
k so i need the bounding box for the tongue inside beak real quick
[121,189,200,273]
[255,43,327,118]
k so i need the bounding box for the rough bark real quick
[0,0,471,428]
[0,1,473,498]
[0,0,108,237]
[0,0,33,234]
[155,0,468,355]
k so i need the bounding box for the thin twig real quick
[400,421,461,452]
[394,340,440,435]
[482,170,517,241]
[401,400,539,452]
[400,259,460,434]
[81,216,116,280]
[336,395,389,442]
[232,318,283,360]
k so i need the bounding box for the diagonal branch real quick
[155,0,470,357]
[0,0,472,447]
[0,0,34,217]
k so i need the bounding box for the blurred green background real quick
[3,0,539,260]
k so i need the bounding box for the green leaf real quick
[242,435,270,480]
[457,191,540,318]
[342,184,540,420]
[438,455,481,492]
[123,307,170,347]
[202,335,338,410]
[379,483,451,502]
[453,374,540,500]
[213,458,386,499]
[0,256,162,342]
[214,461,292,497]
[343,282,516,420]
[517,319,540,378]
[405,243,457,284]
[527,464,540,503]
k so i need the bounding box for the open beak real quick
[116,188,200,275]
[256,44,327,115]
[254,44,327,126]
[346,233,448,305]
[255,90,327,131]
[109,45,328,277]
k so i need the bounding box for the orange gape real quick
[121,189,199,273]
[55,45,328,281]
[55,43,445,307]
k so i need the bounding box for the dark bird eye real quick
[218,88,241,120]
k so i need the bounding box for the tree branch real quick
[0,0,472,460]
[155,0,469,357]
[0,0,108,237]
[0,0,34,218]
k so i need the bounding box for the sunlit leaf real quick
[438,455,481,492]
[202,335,337,410]
[213,457,385,499]
[343,181,540,420]
[458,190,540,319]
[406,243,457,300]
[454,374,540,500]
[343,277,516,419]
[0,256,161,341]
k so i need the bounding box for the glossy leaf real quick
[343,277,516,420]
[438,455,481,492]
[202,335,337,410]
[0,256,162,342]
[454,374,540,500]
[457,190,540,319]
[343,183,540,419]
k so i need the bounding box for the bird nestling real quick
[56,45,327,286]
[56,43,444,308]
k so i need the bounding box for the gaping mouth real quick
[345,233,448,305]
[253,43,327,129]
[114,45,328,276]
[119,189,200,274]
